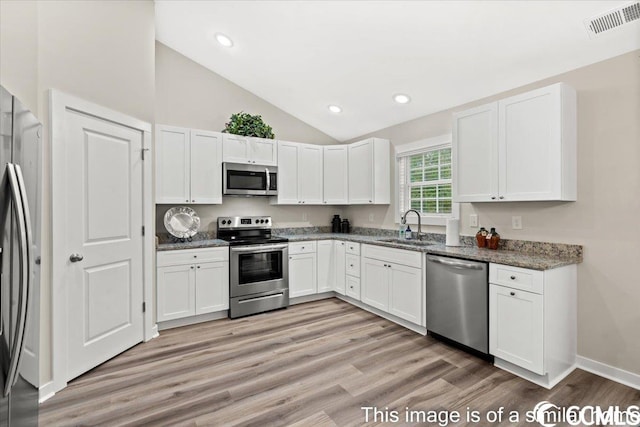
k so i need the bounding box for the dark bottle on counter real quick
[331,215,342,233]
[476,227,488,248]
[340,219,350,234]
[487,227,500,250]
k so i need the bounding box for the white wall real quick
[1,0,156,386]
[346,50,640,376]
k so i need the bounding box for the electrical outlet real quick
[302,212,308,221]
[369,213,375,222]
[512,216,522,230]
[469,214,478,227]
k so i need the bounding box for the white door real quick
[289,253,317,298]
[190,130,222,204]
[64,111,144,381]
[452,103,498,202]
[323,145,348,204]
[348,140,373,204]
[195,262,229,315]
[388,264,422,325]
[250,138,278,166]
[277,141,299,204]
[157,264,196,322]
[361,258,389,311]
[222,134,250,163]
[155,125,190,204]
[334,241,346,295]
[298,144,323,204]
[316,240,334,293]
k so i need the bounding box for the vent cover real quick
[584,1,640,38]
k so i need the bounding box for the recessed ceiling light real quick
[215,33,234,48]
[393,94,411,104]
[328,105,342,113]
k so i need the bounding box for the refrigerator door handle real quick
[3,163,32,397]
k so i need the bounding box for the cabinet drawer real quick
[362,244,421,268]
[345,254,360,277]
[490,263,543,294]
[346,275,360,300]
[345,242,360,255]
[157,247,229,267]
[289,241,317,255]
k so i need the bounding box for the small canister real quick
[331,215,341,233]
[340,219,350,234]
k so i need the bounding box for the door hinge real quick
[142,302,146,313]
[142,226,145,236]
[142,148,150,160]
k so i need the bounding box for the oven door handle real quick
[230,243,288,253]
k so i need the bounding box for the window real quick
[396,135,459,226]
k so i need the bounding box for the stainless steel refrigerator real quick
[0,85,41,426]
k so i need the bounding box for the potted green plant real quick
[222,112,275,139]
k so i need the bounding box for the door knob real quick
[69,253,84,263]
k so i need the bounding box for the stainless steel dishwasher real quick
[426,255,489,355]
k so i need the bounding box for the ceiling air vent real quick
[584,1,640,38]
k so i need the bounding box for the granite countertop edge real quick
[156,232,582,271]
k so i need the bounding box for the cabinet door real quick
[222,134,251,164]
[277,141,299,204]
[346,275,360,300]
[389,263,422,325]
[289,253,317,298]
[317,240,334,293]
[348,140,374,204]
[361,258,389,311]
[489,284,544,375]
[323,145,348,204]
[452,103,498,202]
[250,138,278,166]
[195,262,229,315]
[156,125,190,204]
[498,84,562,201]
[190,130,222,204]
[334,241,346,295]
[157,264,195,322]
[298,143,323,204]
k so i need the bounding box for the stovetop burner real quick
[216,216,288,246]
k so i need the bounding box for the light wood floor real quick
[40,298,639,426]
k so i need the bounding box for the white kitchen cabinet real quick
[489,263,577,388]
[323,145,348,204]
[361,244,424,325]
[334,241,346,295]
[156,125,223,204]
[289,252,317,298]
[275,141,323,204]
[317,240,334,293]
[222,134,277,166]
[453,82,576,202]
[348,138,390,204]
[345,275,361,300]
[156,247,229,323]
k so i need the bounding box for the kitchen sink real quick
[378,238,438,247]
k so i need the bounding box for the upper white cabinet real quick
[323,145,348,204]
[156,125,222,204]
[276,141,323,204]
[348,138,390,204]
[222,134,277,166]
[453,83,576,202]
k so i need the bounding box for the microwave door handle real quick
[265,168,270,192]
[4,164,31,397]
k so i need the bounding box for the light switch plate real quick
[469,214,478,227]
[512,216,522,230]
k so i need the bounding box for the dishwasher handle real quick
[427,256,484,270]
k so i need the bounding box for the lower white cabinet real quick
[361,245,423,325]
[317,240,334,293]
[345,275,361,300]
[289,242,317,297]
[156,247,229,322]
[489,263,576,387]
[334,241,346,295]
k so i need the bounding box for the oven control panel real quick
[217,216,272,229]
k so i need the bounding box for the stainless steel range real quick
[217,216,289,318]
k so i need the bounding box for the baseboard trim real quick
[158,310,228,331]
[576,356,640,390]
[38,381,56,403]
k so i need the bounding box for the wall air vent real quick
[584,1,640,38]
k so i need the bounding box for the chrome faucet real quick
[401,209,422,240]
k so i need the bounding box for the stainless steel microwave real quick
[223,162,278,196]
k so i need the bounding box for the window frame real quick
[395,134,460,227]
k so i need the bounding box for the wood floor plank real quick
[40,298,640,427]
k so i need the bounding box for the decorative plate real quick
[164,206,201,239]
